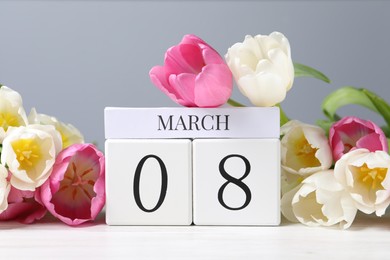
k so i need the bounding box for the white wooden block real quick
[105,107,279,139]
[193,139,280,226]
[105,139,192,225]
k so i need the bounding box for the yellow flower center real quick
[12,138,42,172]
[0,112,21,131]
[296,137,320,167]
[352,163,387,190]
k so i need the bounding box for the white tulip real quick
[334,149,390,216]
[0,164,10,213]
[281,184,300,223]
[0,86,28,133]
[291,171,357,229]
[225,32,294,107]
[28,108,84,148]
[1,125,62,191]
[281,120,333,176]
[281,168,304,196]
[0,127,5,144]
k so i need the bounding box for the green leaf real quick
[294,63,331,83]
[362,89,390,127]
[227,98,245,107]
[388,139,390,154]
[322,86,379,121]
[0,84,3,88]
[316,119,334,136]
[382,125,390,137]
[276,104,289,126]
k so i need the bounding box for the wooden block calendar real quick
[105,107,280,226]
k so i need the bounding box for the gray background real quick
[0,0,389,148]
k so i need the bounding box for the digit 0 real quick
[133,154,168,213]
[218,154,252,210]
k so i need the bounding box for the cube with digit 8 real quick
[193,139,280,226]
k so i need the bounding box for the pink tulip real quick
[40,143,105,226]
[150,34,233,107]
[0,186,47,224]
[329,116,388,161]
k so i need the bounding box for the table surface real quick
[1,212,389,260]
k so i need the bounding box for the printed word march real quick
[104,107,281,226]
[157,114,230,131]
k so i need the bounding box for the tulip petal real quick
[40,144,105,226]
[200,47,222,65]
[269,31,291,57]
[335,149,390,216]
[236,44,260,72]
[180,34,206,46]
[150,66,177,97]
[281,185,300,223]
[238,73,286,107]
[194,64,233,107]
[356,132,384,151]
[150,66,187,106]
[329,117,388,161]
[169,73,196,106]
[291,171,357,229]
[179,44,204,73]
[254,35,282,59]
[281,121,333,176]
[0,185,47,223]
[267,49,294,91]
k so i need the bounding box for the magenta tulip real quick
[150,34,233,107]
[0,186,47,224]
[329,116,388,161]
[40,144,105,226]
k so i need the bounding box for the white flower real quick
[281,120,332,176]
[28,108,84,148]
[281,168,304,196]
[225,32,294,107]
[0,127,5,143]
[0,164,11,213]
[1,125,62,191]
[0,86,28,133]
[286,170,357,229]
[334,149,390,216]
[281,184,301,223]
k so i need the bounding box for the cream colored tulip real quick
[0,86,28,133]
[291,171,357,229]
[334,149,390,216]
[281,120,333,176]
[1,125,62,191]
[0,164,10,213]
[29,108,84,148]
[225,32,294,107]
[281,168,304,196]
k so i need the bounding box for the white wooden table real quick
[1,212,389,259]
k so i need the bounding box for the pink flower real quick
[149,34,233,107]
[329,116,388,161]
[40,144,105,226]
[0,186,47,224]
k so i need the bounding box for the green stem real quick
[276,104,290,126]
[388,139,390,155]
[227,98,245,107]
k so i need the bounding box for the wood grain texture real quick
[1,213,390,259]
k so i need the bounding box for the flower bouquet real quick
[0,85,105,226]
[150,33,390,229]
